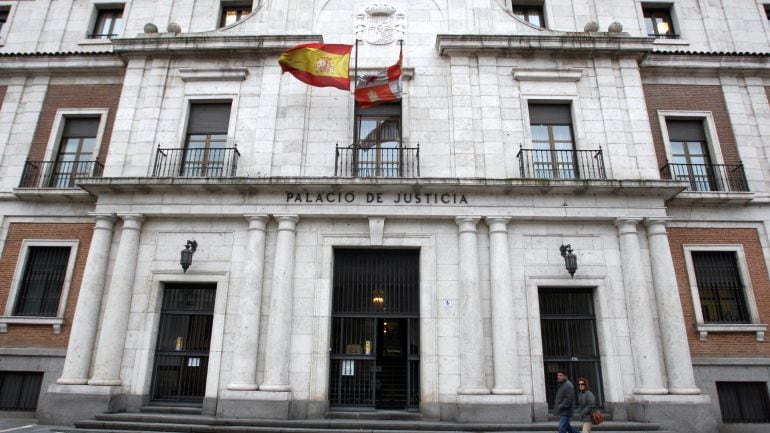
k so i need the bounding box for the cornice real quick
[435,34,655,58]
[111,34,323,59]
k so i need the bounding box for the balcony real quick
[152,146,240,178]
[517,148,607,180]
[19,160,104,188]
[660,162,749,193]
[335,143,420,178]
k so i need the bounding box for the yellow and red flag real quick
[278,43,353,91]
[355,49,403,108]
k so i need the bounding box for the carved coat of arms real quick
[355,4,405,45]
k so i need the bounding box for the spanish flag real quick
[278,43,353,91]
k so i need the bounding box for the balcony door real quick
[529,104,576,179]
[666,119,714,191]
[183,103,231,177]
[52,118,99,188]
[354,102,401,177]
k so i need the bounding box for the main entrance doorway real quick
[150,283,215,404]
[540,288,604,409]
[329,249,419,410]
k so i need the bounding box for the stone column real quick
[228,215,269,390]
[485,217,522,394]
[260,215,300,392]
[614,218,667,395]
[88,214,144,386]
[58,214,116,384]
[455,217,489,395]
[645,218,701,395]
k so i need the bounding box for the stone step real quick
[140,405,203,415]
[325,410,422,420]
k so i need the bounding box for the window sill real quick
[77,38,113,47]
[0,316,63,334]
[697,323,767,342]
[653,38,690,46]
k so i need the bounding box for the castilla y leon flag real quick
[278,43,353,91]
[355,49,403,109]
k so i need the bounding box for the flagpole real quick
[353,39,359,95]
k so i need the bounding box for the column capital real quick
[117,214,144,231]
[89,213,117,230]
[244,214,269,231]
[614,217,642,233]
[644,218,673,236]
[485,217,511,233]
[455,216,481,232]
[644,217,672,228]
[274,215,300,230]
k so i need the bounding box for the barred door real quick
[329,249,419,410]
[150,283,215,404]
[540,288,604,409]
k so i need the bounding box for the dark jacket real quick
[553,379,575,416]
[578,390,596,422]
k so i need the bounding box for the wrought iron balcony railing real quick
[660,162,749,192]
[335,143,420,178]
[648,33,680,40]
[517,148,607,180]
[19,160,104,188]
[87,33,118,39]
[152,146,240,178]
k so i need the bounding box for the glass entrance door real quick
[150,283,215,404]
[540,288,604,409]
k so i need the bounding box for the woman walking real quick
[577,377,596,433]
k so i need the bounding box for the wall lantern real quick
[180,240,197,273]
[560,244,578,278]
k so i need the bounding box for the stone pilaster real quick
[614,218,667,395]
[645,218,701,395]
[260,215,300,392]
[88,214,144,386]
[485,217,521,395]
[228,215,269,390]
[58,213,116,385]
[455,217,489,395]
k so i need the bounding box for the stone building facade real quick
[0,1,769,432]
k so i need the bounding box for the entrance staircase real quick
[60,409,675,433]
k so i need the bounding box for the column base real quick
[491,387,523,395]
[668,387,701,395]
[226,383,260,391]
[260,384,291,392]
[455,394,532,423]
[625,394,715,433]
[632,387,669,395]
[217,389,291,419]
[57,378,89,385]
[87,378,122,386]
[38,384,124,426]
[457,386,490,395]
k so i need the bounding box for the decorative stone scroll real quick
[355,3,406,45]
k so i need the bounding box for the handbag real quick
[591,410,604,425]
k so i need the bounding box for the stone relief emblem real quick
[355,3,405,45]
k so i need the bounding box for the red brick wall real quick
[0,223,94,348]
[28,84,123,163]
[668,228,770,356]
[644,84,741,168]
[0,86,6,110]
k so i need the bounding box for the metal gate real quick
[540,288,604,409]
[329,249,419,410]
[150,283,215,404]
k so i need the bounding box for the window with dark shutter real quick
[12,246,71,317]
[184,102,232,177]
[220,1,252,27]
[665,119,715,191]
[354,101,402,177]
[0,372,43,411]
[691,251,750,323]
[717,382,770,423]
[642,5,678,39]
[90,6,123,39]
[528,103,576,179]
[512,2,545,27]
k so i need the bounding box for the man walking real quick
[554,371,580,433]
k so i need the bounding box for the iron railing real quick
[517,148,606,180]
[19,160,103,188]
[335,143,420,178]
[660,162,749,192]
[87,33,118,39]
[152,146,240,178]
[648,33,680,39]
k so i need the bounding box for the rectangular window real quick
[184,102,232,177]
[0,6,10,34]
[528,103,576,179]
[717,382,770,423]
[12,246,71,317]
[50,117,100,188]
[0,372,43,411]
[354,101,402,177]
[90,6,123,39]
[220,1,252,27]
[665,119,714,191]
[691,251,750,324]
[643,5,678,39]
[512,3,545,27]
[765,4,770,24]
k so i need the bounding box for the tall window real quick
[691,251,750,324]
[643,5,678,39]
[0,6,10,34]
[512,3,545,27]
[355,102,401,177]
[53,117,99,188]
[12,246,71,317]
[220,1,252,27]
[666,119,713,191]
[717,382,770,423]
[528,103,576,179]
[90,6,123,39]
[184,103,231,177]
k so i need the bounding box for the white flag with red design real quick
[355,49,402,109]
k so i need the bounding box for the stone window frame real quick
[0,239,80,334]
[179,97,238,149]
[44,109,110,164]
[757,1,770,40]
[521,95,586,154]
[682,244,767,342]
[657,111,726,173]
[0,1,17,46]
[218,0,253,28]
[636,0,689,46]
[79,0,130,46]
